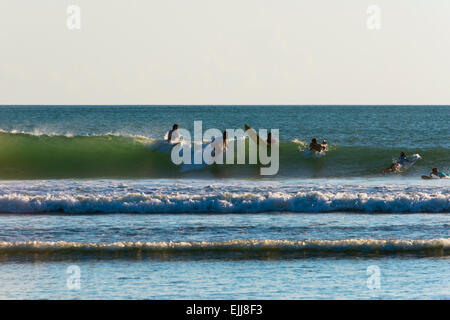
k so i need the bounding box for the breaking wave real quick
[0,131,448,179]
[0,189,448,213]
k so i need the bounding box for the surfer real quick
[309,138,324,152]
[382,163,401,174]
[266,132,278,145]
[382,152,412,173]
[428,168,449,179]
[396,152,411,166]
[210,131,227,157]
[321,139,328,151]
[222,130,227,148]
[267,132,272,145]
[166,124,180,143]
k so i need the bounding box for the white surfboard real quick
[302,149,327,158]
[245,124,268,147]
[398,154,421,170]
[180,139,228,172]
[149,139,185,154]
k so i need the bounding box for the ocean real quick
[0,105,448,299]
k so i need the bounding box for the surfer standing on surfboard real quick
[210,131,228,158]
[166,124,180,143]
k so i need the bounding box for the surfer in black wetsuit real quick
[267,132,272,145]
[266,131,279,145]
[167,124,179,142]
[309,138,324,152]
[222,130,227,148]
[210,131,227,158]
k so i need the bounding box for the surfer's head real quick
[400,152,407,158]
[432,168,438,174]
[311,138,317,144]
[172,124,179,130]
[322,140,327,145]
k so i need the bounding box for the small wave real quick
[0,239,447,259]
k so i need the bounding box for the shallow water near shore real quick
[0,209,448,299]
[0,215,449,299]
[0,256,449,299]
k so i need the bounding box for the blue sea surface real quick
[0,106,448,299]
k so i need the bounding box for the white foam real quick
[0,180,447,213]
[0,190,447,213]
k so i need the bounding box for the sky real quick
[0,0,449,105]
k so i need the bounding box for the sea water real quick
[0,106,448,299]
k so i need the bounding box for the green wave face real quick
[0,133,176,179]
[0,132,448,179]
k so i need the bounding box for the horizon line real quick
[1,104,450,107]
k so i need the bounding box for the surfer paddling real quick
[428,168,448,179]
[309,138,326,152]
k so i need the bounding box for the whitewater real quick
[0,179,448,213]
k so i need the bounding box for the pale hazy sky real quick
[1,0,449,105]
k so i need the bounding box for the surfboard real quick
[422,174,449,180]
[398,154,421,170]
[245,124,267,147]
[148,140,181,154]
[302,150,327,158]
[180,140,228,172]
